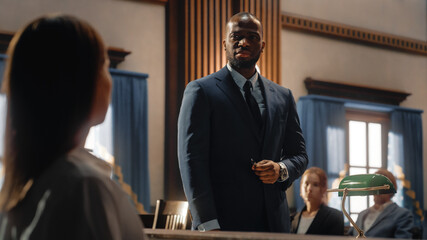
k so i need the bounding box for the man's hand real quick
[252,160,280,184]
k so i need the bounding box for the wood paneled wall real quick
[239,0,281,83]
[184,0,232,83]
[165,0,281,201]
[183,0,281,84]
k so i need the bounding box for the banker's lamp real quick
[327,174,396,238]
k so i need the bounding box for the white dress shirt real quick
[363,201,393,232]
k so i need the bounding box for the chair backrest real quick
[152,199,189,230]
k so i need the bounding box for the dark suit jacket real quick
[350,202,414,238]
[291,204,344,235]
[178,67,308,232]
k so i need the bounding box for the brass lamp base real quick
[327,174,395,239]
[341,188,365,238]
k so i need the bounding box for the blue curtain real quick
[110,69,150,213]
[297,95,424,228]
[388,110,424,227]
[296,96,346,210]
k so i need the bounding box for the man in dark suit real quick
[350,169,414,238]
[178,12,308,232]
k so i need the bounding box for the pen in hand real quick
[251,158,257,169]
[252,160,275,171]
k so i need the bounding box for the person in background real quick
[0,14,146,239]
[291,167,344,235]
[349,169,414,238]
[178,12,308,232]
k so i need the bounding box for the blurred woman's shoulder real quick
[0,147,145,239]
[67,147,113,179]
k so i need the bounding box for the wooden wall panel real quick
[184,0,233,84]
[183,0,280,84]
[237,0,281,83]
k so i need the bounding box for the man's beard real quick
[228,51,261,69]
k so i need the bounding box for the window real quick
[346,109,389,221]
[84,105,114,165]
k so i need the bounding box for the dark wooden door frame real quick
[165,0,187,200]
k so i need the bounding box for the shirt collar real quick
[371,201,393,212]
[227,63,259,90]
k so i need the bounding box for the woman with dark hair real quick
[291,167,344,235]
[0,14,146,239]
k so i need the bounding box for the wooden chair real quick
[152,199,189,230]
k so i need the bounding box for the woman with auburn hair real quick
[291,167,344,235]
[0,14,146,239]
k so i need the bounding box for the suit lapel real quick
[306,204,327,234]
[366,203,397,233]
[215,67,262,143]
[294,205,326,234]
[292,211,302,233]
[259,76,277,153]
[356,209,368,231]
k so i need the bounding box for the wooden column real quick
[165,0,187,201]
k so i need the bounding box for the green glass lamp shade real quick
[338,174,396,197]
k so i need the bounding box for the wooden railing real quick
[144,229,399,240]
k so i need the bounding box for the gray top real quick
[0,148,146,240]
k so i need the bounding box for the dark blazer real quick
[350,202,414,239]
[178,67,308,232]
[291,204,344,235]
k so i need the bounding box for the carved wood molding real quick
[304,77,411,105]
[122,0,168,5]
[281,12,427,56]
[107,47,132,68]
[0,30,131,68]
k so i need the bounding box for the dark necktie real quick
[243,81,262,129]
